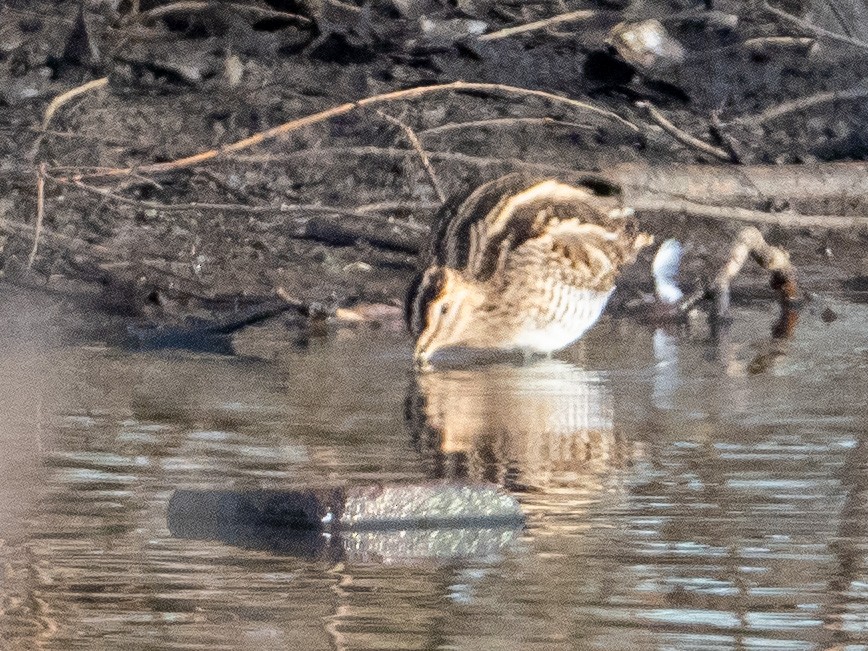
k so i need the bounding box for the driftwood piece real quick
[713,226,799,317]
[607,161,868,223]
[56,157,868,227]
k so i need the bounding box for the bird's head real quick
[407,266,489,366]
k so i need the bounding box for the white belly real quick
[510,287,614,354]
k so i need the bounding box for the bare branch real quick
[420,116,594,137]
[375,110,447,204]
[734,83,868,125]
[56,177,428,231]
[56,80,639,182]
[762,1,868,51]
[478,10,598,41]
[637,101,734,162]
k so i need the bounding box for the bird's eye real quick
[439,302,450,316]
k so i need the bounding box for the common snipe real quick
[406,174,653,364]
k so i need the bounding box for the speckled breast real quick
[499,251,616,354]
[511,282,614,353]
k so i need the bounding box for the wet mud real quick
[0,0,867,336]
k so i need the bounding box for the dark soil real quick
[1,0,867,334]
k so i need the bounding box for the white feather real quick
[652,239,684,304]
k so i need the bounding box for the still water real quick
[0,288,866,650]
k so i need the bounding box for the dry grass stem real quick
[31,77,109,160]
[420,116,595,136]
[41,77,109,132]
[478,10,598,41]
[762,1,868,51]
[58,80,638,182]
[27,163,46,269]
[743,36,816,52]
[637,101,734,162]
[375,110,447,203]
[355,201,440,213]
[735,84,868,125]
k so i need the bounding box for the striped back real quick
[430,173,624,275]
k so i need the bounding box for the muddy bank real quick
[1,0,867,331]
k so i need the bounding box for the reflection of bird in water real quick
[406,359,634,492]
[405,174,653,366]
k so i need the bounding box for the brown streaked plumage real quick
[406,174,653,364]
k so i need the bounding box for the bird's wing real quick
[466,178,632,282]
[430,173,622,269]
[432,173,533,271]
[545,218,653,290]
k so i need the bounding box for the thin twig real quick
[27,163,46,269]
[228,146,571,174]
[821,0,856,38]
[131,1,311,25]
[326,0,363,13]
[637,101,734,162]
[734,84,868,126]
[420,116,594,136]
[41,77,109,132]
[661,8,739,28]
[355,201,440,213]
[742,36,816,52]
[57,80,638,182]
[24,127,125,143]
[31,77,109,160]
[66,178,287,213]
[53,176,430,232]
[635,196,868,229]
[762,1,868,51]
[375,110,447,203]
[478,9,597,41]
